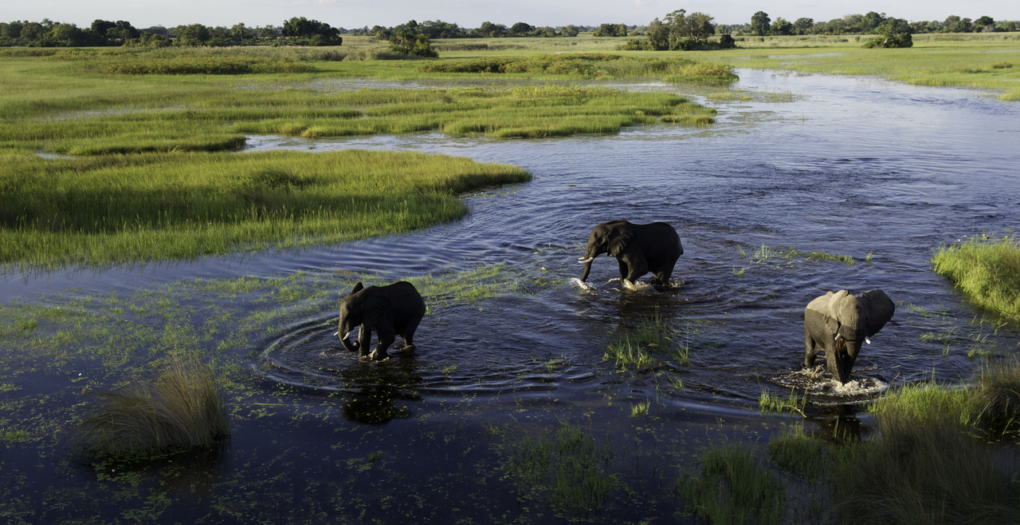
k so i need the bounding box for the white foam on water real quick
[568,277,595,291]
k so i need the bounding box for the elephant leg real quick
[397,317,422,352]
[617,259,629,282]
[369,323,396,361]
[825,348,841,382]
[653,259,677,284]
[625,258,648,283]
[357,327,373,359]
[803,333,818,367]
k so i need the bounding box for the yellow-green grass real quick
[71,356,229,460]
[694,34,1020,101]
[0,55,717,154]
[833,375,1020,523]
[933,237,1020,323]
[416,53,736,82]
[0,150,529,269]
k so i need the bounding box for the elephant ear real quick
[350,282,364,295]
[607,228,635,257]
[861,289,895,337]
[361,293,391,329]
[825,290,849,334]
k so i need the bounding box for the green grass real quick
[604,310,691,370]
[933,237,1020,323]
[678,445,786,525]
[767,425,830,480]
[759,388,806,416]
[498,421,618,519]
[0,150,529,269]
[71,356,229,460]
[833,397,1020,524]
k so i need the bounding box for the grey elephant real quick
[578,220,683,286]
[335,281,426,361]
[803,289,895,384]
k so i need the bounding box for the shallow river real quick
[2,69,1019,522]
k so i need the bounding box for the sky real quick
[4,0,1019,30]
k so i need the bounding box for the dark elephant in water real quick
[803,289,895,384]
[335,281,426,361]
[578,220,683,287]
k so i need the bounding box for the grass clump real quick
[82,56,317,75]
[932,236,1020,323]
[72,357,229,460]
[500,421,617,519]
[767,425,829,480]
[759,388,806,416]
[604,310,690,371]
[679,445,786,525]
[416,53,736,82]
[833,396,1020,524]
[0,150,529,269]
[971,357,1020,435]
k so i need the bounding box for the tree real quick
[509,22,534,36]
[975,16,995,32]
[751,11,770,36]
[389,32,437,57]
[173,24,211,45]
[793,18,814,35]
[593,23,627,37]
[562,25,579,37]
[645,18,669,50]
[771,17,793,36]
[281,17,342,45]
[475,21,508,38]
[859,11,886,33]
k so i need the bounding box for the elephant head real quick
[579,221,636,282]
[823,289,895,384]
[337,282,391,353]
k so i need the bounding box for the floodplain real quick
[2,36,1020,523]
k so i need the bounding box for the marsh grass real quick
[83,56,317,75]
[604,310,691,370]
[740,244,856,270]
[417,53,736,82]
[630,401,650,417]
[833,397,1020,524]
[767,425,829,480]
[500,421,618,519]
[971,357,1020,435]
[932,237,1020,323]
[0,150,529,269]
[759,388,807,416]
[678,445,786,525]
[72,356,229,460]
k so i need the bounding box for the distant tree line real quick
[2,13,1016,48]
[0,17,342,47]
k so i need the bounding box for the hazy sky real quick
[6,0,1018,29]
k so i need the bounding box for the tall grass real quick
[416,53,736,82]
[604,310,691,370]
[0,150,529,268]
[932,237,1020,323]
[678,445,786,525]
[72,356,229,459]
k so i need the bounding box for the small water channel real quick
[2,69,1019,522]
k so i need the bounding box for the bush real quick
[71,357,229,460]
[864,32,913,48]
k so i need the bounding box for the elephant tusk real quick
[835,334,843,342]
[865,338,871,345]
[332,331,339,337]
[578,257,594,264]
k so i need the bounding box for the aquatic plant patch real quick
[83,56,317,75]
[0,150,529,268]
[417,53,737,82]
[932,236,1020,323]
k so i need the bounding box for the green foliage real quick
[498,421,617,519]
[759,388,806,416]
[592,24,627,38]
[679,445,786,525]
[71,356,229,460]
[389,32,437,58]
[767,426,830,480]
[971,357,1020,435]
[834,398,1020,523]
[864,32,914,48]
[932,237,1020,323]
[417,53,736,82]
[281,17,342,46]
[0,150,529,268]
[83,55,315,75]
[605,310,692,370]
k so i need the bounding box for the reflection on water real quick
[5,69,1020,416]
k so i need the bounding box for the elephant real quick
[578,220,683,287]
[335,281,426,361]
[803,289,895,384]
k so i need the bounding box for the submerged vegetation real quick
[71,357,228,459]
[604,310,692,370]
[933,236,1020,323]
[0,150,529,268]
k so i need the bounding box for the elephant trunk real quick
[579,242,601,282]
[339,325,360,352]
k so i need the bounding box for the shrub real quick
[71,357,229,459]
